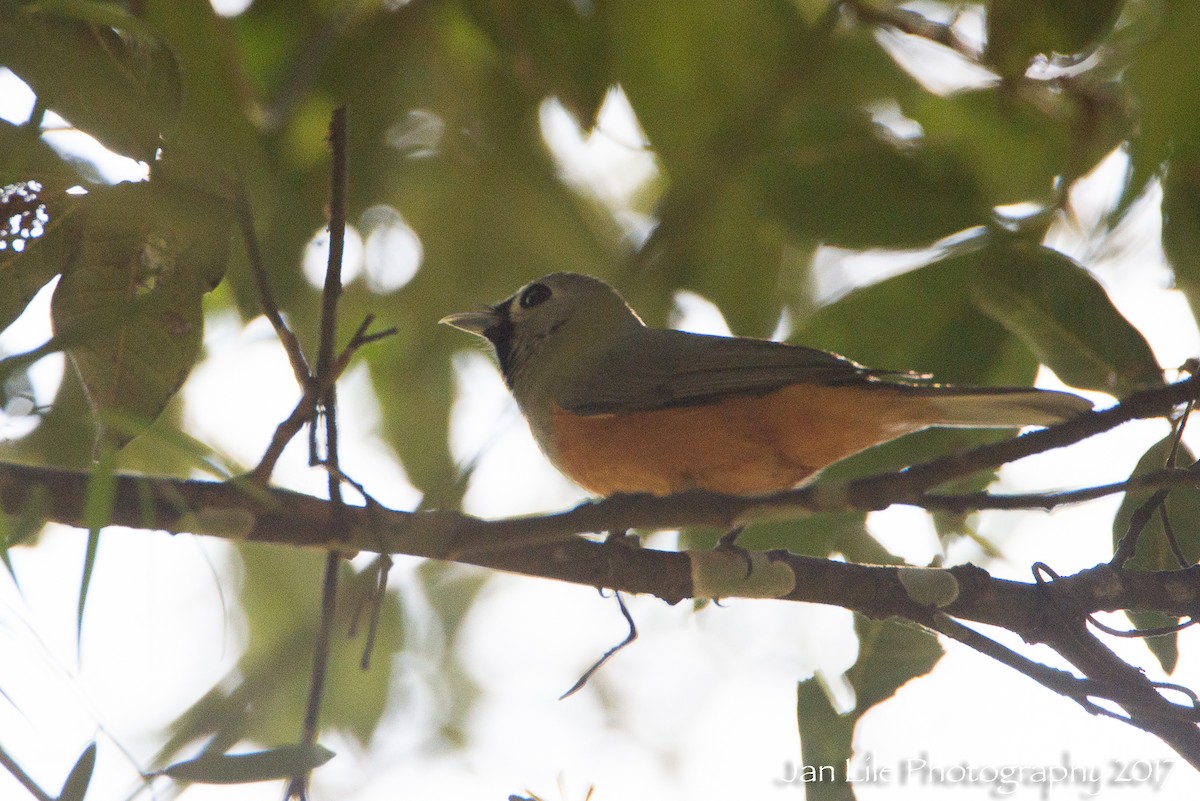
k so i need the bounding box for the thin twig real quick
[250,314,394,483]
[922,465,1200,514]
[559,591,638,699]
[359,555,393,671]
[0,744,54,801]
[233,184,310,385]
[928,614,1117,719]
[841,0,981,61]
[288,105,350,801]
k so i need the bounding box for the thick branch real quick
[4,455,1200,763]
[2,457,1199,621]
[3,377,1199,766]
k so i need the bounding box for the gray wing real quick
[560,328,912,414]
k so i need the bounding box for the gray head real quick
[440,272,644,389]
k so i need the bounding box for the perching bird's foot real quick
[716,526,754,578]
[595,529,640,595]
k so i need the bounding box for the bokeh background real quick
[4,0,1200,798]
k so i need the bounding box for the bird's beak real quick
[439,309,498,338]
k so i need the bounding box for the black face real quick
[518,282,551,309]
[483,297,516,383]
[482,281,555,388]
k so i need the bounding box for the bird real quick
[441,272,1093,497]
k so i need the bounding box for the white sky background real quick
[5,15,1200,801]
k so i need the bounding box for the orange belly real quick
[548,384,938,496]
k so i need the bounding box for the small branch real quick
[921,464,1200,514]
[927,614,1117,719]
[0,744,54,801]
[249,315,393,484]
[315,108,348,392]
[1113,395,1197,567]
[559,592,638,699]
[234,184,310,385]
[287,105,350,801]
[841,0,981,62]
[3,378,1200,772]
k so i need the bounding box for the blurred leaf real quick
[140,0,286,329]
[1112,435,1200,674]
[0,0,181,161]
[158,544,403,763]
[463,0,610,124]
[796,615,942,799]
[970,241,1162,395]
[422,561,491,746]
[0,519,13,584]
[50,180,231,446]
[847,615,943,712]
[1125,1,1200,168]
[113,408,240,479]
[986,0,1123,77]
[668,180,788,338]
[757,134,989,250]
[77,443,116,643]
[734,510,869,560]
[161,744,334,784]
[602,0,807,179]
[1162,157,1200,325]
[0,118,88,187]
[795,678,855,800]
[801,249,1034,384]
[0,179,80,333]
[1,479,50,556]
[57,741,96,801]
[909,86,1079,207]
[0,354,99,469]
[797,249,1038,481]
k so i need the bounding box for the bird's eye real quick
[519,282,552,309]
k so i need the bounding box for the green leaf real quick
[0,117,88,187]
[1,180,81,334]
[661,178,789,339]
[1162,157,1200,325]
[795,679,855,800]
[156,545,404,765]
[57,742,97,801]
[846,615,943,713]
[1111,435,1200,674]
[986,0,1123,77]
[756,135,989,250]
[161,744,334,784]
[462,0,611,124]
[0,1,182,161]
[795,615,942,800]
[970,241,1162,395]
[49,181,231,447]
[909,85,1104,207]
[0,476,50,575]
[1125,1,1200,166]
[602,0,806,179]
[77,443,117,645]
[796,249,1039,481]
[732,510,869,558]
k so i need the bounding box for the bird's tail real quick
[917,386,1093,428]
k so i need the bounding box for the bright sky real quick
[4,25,1200,801]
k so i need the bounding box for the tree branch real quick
[2,377,1199,768]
